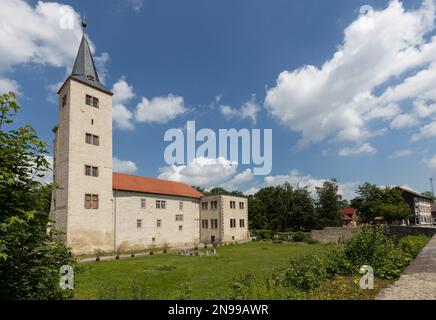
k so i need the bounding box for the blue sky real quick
[1,0,436,198]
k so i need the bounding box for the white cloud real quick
[264,0,436,146]
[127,0,144,12]
[338,143,377,157]
[113,156,138,174]
[411,120,436,141]
[0,77,20,95]
[390,113,419,129]
[0,0,109,94]
[158,157,238,188]
[135,94,186,124]
[426,154,436,170]
[232,169,254,184]
[262,169,358,200]
[112,78,135,130]
[387,149,414,159]
[219,96,260,124]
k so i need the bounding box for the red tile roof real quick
[341,208,357,215]
[113,173,203,199]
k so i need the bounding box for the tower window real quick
[157,220,162,228]
[85,133,99,146]
[179,225,183,231]
[85,165,98,177]
[137,219,142,229]
[62,94,67,107]
[85,95,99,108]
[240,219,245,228]
[141,199,146,208]
[179,202,183,210]
[85,194,99,210]
[176,214,183,221]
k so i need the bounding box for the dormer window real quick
[87,75,95,82]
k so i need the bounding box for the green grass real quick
[74,242,331,300]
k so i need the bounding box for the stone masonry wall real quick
[384,225,436,239]
[311,227,361,244]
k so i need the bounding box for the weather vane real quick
[81,15,87,33]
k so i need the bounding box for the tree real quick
[351,183,412,224]
[315,179,343,228]
[422,191,436,200]
[0,92,77,299]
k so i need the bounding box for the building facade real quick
[50,32,249,254]
[200,195,249,244]
[398,187,433,225]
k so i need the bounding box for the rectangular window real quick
[85,194,92,209]
[211,219,218,229]
[86,133,92,144]
[201,202,208,210]
[156,200,161,209]
[176,214,184,221]
[92,195,99,209]
[202,219,208,229]
[86,95,92,106]
[85,194,99,210]
[85,165,91,176]
[92,166,98,177]
[157,219,162,228]
[179,225,183,231]
[230,201,236,209]
[141,199,146,208]
[179,202,183,210]
[211,201,218,209]
[239,219,245,228]
[161,200,166,209]
[230,219,236,228]
[239,202,244,210]
[92,135,99,146]
[92,97,99,108]
[137,219,142,228]
[62,94,67,107]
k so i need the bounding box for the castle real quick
[50,31,249,255]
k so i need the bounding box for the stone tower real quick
[51,32,114,254]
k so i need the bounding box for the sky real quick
[1,0,436,199]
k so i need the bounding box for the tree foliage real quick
[0,92,77,299]
[351,183,411,224]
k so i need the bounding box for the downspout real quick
[113,190,117,253]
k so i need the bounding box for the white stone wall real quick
[114,191,200,251]
[199,195,222,244]
[53,79,114,254]
[200,195,249,244]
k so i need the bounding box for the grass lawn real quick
[74,242,332,300]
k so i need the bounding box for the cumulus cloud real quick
[387,149,414,159]
[411,120,436,141]
[261,169,359,200]
[264,0,436,146]
[113,156,138,174]
[0,0,109,95]
[135,94,186,124]
[338,143,377,157]
[425,154,436,170]
[158,157,238,188]
[219,96,260,124]
[112,78,135,130]
[0,77,20,95]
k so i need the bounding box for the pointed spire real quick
[66,19,112,95]
[71,34,100,83]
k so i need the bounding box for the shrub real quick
[305,237,319,245]
[341,227,409,280]
[278,255,327,291]
[254,230,274,240]
[398,235,429,259]
[292,231,308,242]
